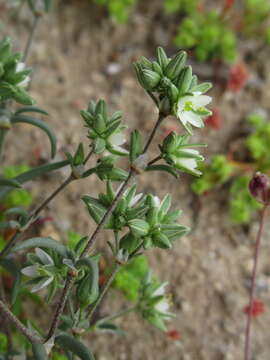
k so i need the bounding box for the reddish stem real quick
[244,204,268,360]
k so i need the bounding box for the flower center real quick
[184,101,194,112]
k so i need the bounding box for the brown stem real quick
[23,15,40,62]
[244,204,268,360]
[45,273,74,342]
[147,155,162,166]
[143,113,165,153]
[0,300,42,344]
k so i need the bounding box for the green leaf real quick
[145,165,179,178]
[82,196,107,224]
[0,258,21,304]
[55,334,95,360]
[15,106,49,116]
[13,237,69,258]
[11,114,56,158]
[156,47,169,70]
[191,82,212,93]
[32,343,48,360]
[165,51,187,80]
[129,130,143,163]
[95,322,124,335]
[0,178,21,188]
[128,219,149,236]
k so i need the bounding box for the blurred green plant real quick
[164,0,199,14]
[174,11,237,62]
[93,0,137,23]
[192,112,270,224]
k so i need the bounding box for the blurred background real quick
[1,0,270,359]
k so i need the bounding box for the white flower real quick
[176,92,212,132]
[15,61,30,87]
[174,148,203,176]
[108,132,128,155]
[152,196,161,207]
[153,282,167,297]
[155,297,170,314]
[35,248,54,265]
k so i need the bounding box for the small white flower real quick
[174,148,203,176]
[35,248,54,265]
[176,92,212,132]
[21,265,39,278]
[108,132,128,155]
[155,297,170,314]
[153,282,167,297]
[152,196,161,207]
[15,61,30,88]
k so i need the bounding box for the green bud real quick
[140,69,161,90]
[168,83,179,103]
[165,51,187,80]
[128,219,150,237]
[157,47,170,70]
[176,66,193,95]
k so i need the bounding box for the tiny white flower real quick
[152,196,161,207]
[155,298,170,314]
[15,61,30,87]
[153,282,167,297]
[176,92,212,132]
[108,132,128,155]
[21,265,39,278]
[174,148,203,176]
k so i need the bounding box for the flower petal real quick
[194,95,212,107]
[21,265,39,277]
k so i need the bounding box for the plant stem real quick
[244,204,268,360]
[88,263,120,322]
[143,113,165,153]
[0,300,42,344]
[147,155,162,166]
[45,273,74,342]
[0,232,20,261]
[45,111,165,340]
[146,91,159,108]
[96,306,137,324]
[80,170,134,257]
[83,148,94,165]
[0,129,8,163]
[23,15,40,62]
[30,175,73,221]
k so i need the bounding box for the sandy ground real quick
[1,0,270,359]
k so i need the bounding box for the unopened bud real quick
[249,172,270,204]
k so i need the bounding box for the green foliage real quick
[174,11,237,62]
[0,333,7,353]
[93,0,137,23]
[164,0,198,14]
[244,0,270,37]
[246,113,270,171]
[191,155,235,195]
[2,165,32,208]
[113,255,149,301]
[229,176,262,224]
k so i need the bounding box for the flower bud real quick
[249,172,270,204]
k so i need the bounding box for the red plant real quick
[205,108,223,130]
[166,329,181,340]
[227,63,249,92]
[243,299,266,317]
[223,0,235,11]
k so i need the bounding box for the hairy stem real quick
[0,300,42,344]
[83,148,94,165]
[143,112,165,153]
[45,273,74,342]
[244,204,268,360]
[96,305,137,325]
[88,263,120,322]
[23,15,40,62]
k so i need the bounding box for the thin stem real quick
[0,300,42,344]
[244,204,268,360]
[96,306,137,324]
[88,263,120,322]
[45,111,164,339]
[23,15,40,62]
[143,112,165,153]
[80,170,134,257]
[30,175,73,220]
[0,233,20,261]
[83,148,94,165]
[0,129,8,163]
[146,91,159,108]
[0,277,13,352]
[147,155,162,166]
[45,273,74,342]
